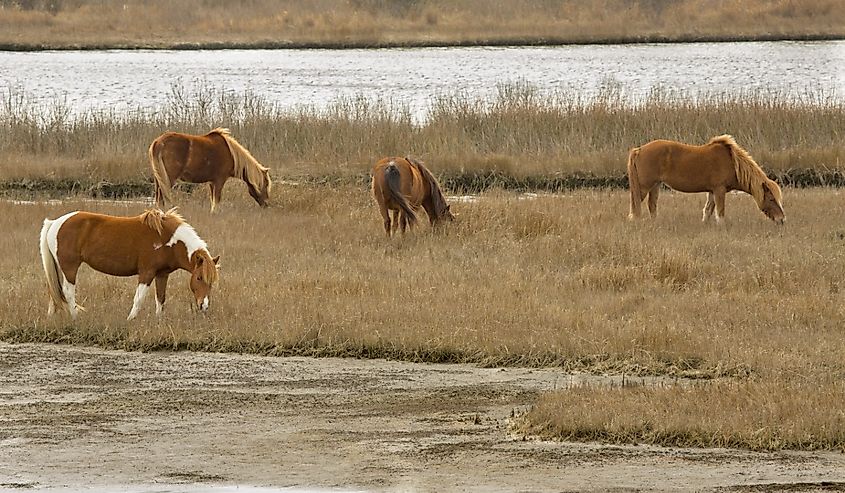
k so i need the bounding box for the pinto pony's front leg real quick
[127,281,152,320]
[155,273,169,316]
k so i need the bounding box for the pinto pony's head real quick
[189,250,219,312]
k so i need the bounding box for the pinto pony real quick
[371,156,454,236]
[39,208,219,320]
[149,128,271,212]
[627,135,784,224]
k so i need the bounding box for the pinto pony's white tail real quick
[40,218,68,314]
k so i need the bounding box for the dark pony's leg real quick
[647,184,660,218]
[379,203,391,236]
[155,273,169,316]
[391,210,401,236]
[399,211,409,235]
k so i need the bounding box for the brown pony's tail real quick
[384,162,418,227]
[39,218,68,314]
[149,138,173,208]
[627,147,642,220]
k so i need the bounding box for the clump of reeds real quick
[518,379,845,451]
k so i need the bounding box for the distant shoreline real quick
[1,33,842,52]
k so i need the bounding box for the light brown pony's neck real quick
[408,157,450,221]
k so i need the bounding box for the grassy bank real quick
[0,0,843,49]
[2,84,845,187]
[2,187,845,449]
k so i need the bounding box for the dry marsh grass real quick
[3,186,845,449]
[0,0,842,48]
[2,84,845,186]
[519,380,845,451]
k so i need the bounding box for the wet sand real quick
[1,343,843,492]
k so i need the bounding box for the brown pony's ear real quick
[212,255,220,265]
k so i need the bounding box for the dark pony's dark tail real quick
[384,163,418,226]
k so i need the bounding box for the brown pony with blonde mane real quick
[39,207,219,320]
[150,128,271,212]
[371,156,454,236]
[627,135,784,224]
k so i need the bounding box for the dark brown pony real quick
[371,156,454,236]
[627,135,784,224]
[39,207,219,320]
[149,128,272,212]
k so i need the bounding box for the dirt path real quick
[0,343,843,492]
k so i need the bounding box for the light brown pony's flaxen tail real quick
[39,218,68,314]
[385,163,418,226]
[626,147,642,219]
[149,139,173,208]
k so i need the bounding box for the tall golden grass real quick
[2,186,845,448]
[2,84,844,184]
[0,0,843,48]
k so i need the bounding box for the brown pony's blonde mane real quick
[208,128,272,194]
[140,207,184,236]
[709,135,783,209]
[193,249,219,285]
[407,156,450,218]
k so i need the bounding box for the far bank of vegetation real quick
[0,0,842,49]
[1,83,844,194]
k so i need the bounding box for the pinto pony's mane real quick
[209,128,272,194]
[709,134,783,209]
[407,156,449,219]
[140,207,184,237]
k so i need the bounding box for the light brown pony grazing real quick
[371,156,454,236]
[39,207,219,320]
[627,135,784,224]
[149,127,271,212]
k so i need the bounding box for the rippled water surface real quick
[1,41,843,116]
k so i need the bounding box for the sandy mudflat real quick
[0,342,843,492]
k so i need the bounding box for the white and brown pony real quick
[371,156,454,236]
[39,208,219,320]
[149,127,272,212]
[627,135,784,224]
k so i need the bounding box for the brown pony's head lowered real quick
[146,208,221,312]
[712,135,785,225]
[213,128,272,208]
[189,250,220,312]
[409,157,455,224]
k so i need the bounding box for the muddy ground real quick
[0,342,843,492]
